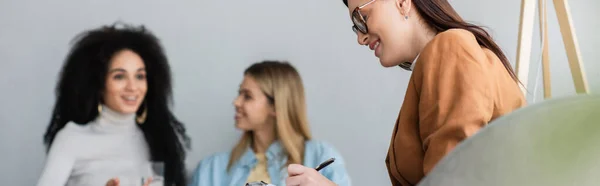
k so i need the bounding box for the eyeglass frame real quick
[351,0,378,34]
[350,0,413,71]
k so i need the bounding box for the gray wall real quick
[452,0,600,102]
[0,0,597,185]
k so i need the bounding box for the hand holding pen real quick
[285,158,338,186]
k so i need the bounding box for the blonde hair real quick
[227,60,312,171]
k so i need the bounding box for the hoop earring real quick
[136,106,147,124]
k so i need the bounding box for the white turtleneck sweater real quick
[36,105,154,186]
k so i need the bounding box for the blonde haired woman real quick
[189,61,351,186]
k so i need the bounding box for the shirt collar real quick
[238,141,285,167]
[399,53,420,71]
[411,53,420,69]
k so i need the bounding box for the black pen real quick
[314,158,335,171]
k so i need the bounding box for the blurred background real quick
[0,0,598,185]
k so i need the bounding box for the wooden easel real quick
[515,0,589,99]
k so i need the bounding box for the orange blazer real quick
[385,29,526,185]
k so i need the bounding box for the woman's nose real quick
[357,32,369,46]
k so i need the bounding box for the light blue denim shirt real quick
[189,140,351,186]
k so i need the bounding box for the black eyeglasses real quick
[351,0,377,35]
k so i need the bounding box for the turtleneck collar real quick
[93,104,137,132]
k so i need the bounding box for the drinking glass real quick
[144,161,164,186]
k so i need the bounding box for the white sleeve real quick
[36,129,77,186]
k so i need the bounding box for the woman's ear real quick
[267,101,277,116]
[269,107,277,117]
[395,0,412,18]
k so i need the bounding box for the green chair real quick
[418,94,600,186]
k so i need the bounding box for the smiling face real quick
[233,75,276,131]
[348,0,417,67]
[102,49,148,114]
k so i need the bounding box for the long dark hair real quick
[43,22,190,186]
[343,0,519,81]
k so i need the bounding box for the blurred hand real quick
[286,164,337,186]
[105,177,153,186]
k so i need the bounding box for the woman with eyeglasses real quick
[285,0,526,185]
[188,61,351,186]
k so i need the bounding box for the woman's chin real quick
[111,105,140,115]
[379,57,398,68]
[234,123,250,131]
